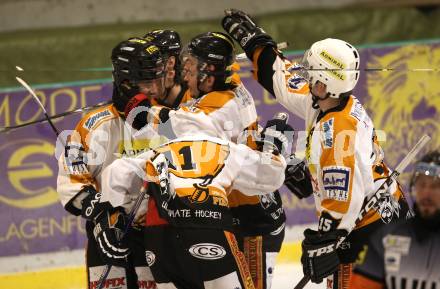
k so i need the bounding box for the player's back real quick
[144,135,286,230]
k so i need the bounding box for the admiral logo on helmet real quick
[146,45,159,55]
[320,50,345,69]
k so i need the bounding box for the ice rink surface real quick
[272,263,323,289]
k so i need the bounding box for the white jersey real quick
[148,77,258,145]
[252,48,404,232]
[56,104,160,215]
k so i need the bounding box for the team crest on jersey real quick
[377,194,401,224]
[321,118,334,148]
[322,166,350,202]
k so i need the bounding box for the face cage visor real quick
[413,162,440,179]
[180,46,233,82]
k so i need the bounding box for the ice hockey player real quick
[99,131,289,288]
[57,38,168,289]
[144,29,186,108]
[350,151,440,289]
[126,31,297,289]
[222,9,410,289]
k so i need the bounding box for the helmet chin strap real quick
[311,91,330,109]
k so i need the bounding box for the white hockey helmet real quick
[302,38,360,98]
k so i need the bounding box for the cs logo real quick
[0,138,58,208]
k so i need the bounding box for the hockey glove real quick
[124,93,152,130]
[93,208,130,267]
[259,113,294,156]
[80,186,109,221]
[222,9,276,59]
[284,155,314,199]
[301,228,347,283]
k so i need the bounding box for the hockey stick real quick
[15,77,61,137]
[294,134,431,289]
[95,181,150,289]
[4,43,286,133]
[0,100,112,134]
[235,41,289,60]
[303,68,440,72]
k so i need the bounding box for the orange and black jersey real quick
[100,136,287,230]
[147,72,285,234]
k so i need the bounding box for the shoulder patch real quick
[234,84,253,108]
[322,166,350,202]
[349,98,366,122]
[349,98,374,129]
[286,74,307,91]
[321,118,334,148]
[83,109,112,130]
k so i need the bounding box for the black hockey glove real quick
[124,93,152,130]
[259,112,294,156]
[301,228,347,284]
[80,185,110,221]
[284,155,313,199]
[222,9,276,59]
[93,208,130,267]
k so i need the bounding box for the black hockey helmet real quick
[144,30,182,58]
[183,32,235,90]
[111,37,165,88]
[144,30,183,88]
